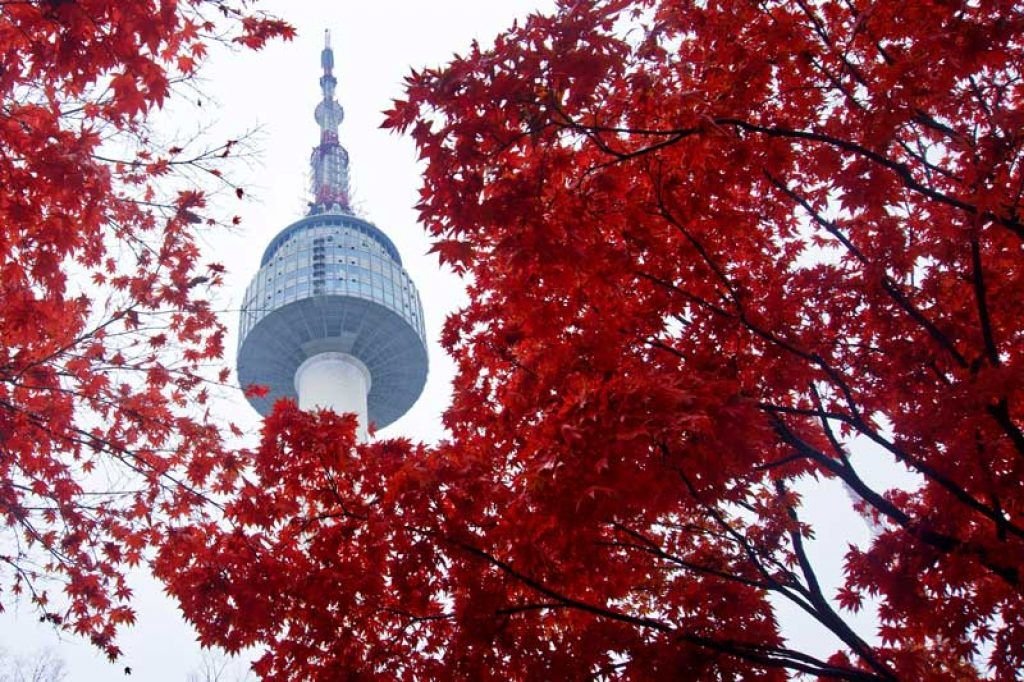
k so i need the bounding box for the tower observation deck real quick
[237,31,428,440]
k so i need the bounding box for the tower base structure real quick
[295,352,371,442]
[236,213,428,430]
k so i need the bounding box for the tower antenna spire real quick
[310,28,350,214]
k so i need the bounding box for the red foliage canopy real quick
[160,0,1024,679]
[0,0,291,659]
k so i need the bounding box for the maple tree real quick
[0,0,291,659]
[158,0,1024,679]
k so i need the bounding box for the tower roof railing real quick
[259,212,404,267]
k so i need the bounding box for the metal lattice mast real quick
[310,30,351,214]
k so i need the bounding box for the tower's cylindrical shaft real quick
[294,352,372,442]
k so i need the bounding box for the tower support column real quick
[294,352,372,442]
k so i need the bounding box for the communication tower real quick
[237,31,428,440]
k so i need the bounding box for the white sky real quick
[1,1,909,678]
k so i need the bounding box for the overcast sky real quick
[0,1,903,678]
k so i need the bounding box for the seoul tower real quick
[237,31,428,441]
